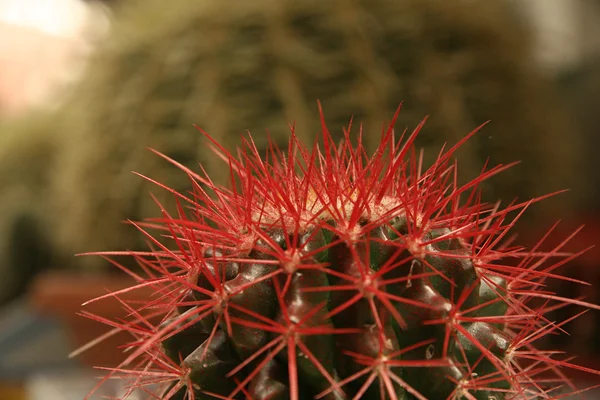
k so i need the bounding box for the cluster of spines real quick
[77,106,600,399]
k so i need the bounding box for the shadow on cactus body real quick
[78,107,600,400]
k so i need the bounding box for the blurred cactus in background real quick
[0,0,579,304]
[557,56,600,215]
[534,55,600,358]
[0,110,68,304]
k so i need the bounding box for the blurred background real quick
[1,0,600,398]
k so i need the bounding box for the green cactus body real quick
[80,111,600,399]
[166,219,512,399]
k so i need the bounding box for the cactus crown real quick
[80,105,599,399]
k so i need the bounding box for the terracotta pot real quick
[29,270,155,368]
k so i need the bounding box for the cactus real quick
[80,108,599,400]
[0,110,68,304]
[557,56,600,214]
[0,0,579,307]
[35,0,576,273]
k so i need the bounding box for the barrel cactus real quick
[80,108,599,400]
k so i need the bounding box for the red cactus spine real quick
[78,104,600,399]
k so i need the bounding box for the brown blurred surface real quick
[29,270,155,368]
[0,382,25,400]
